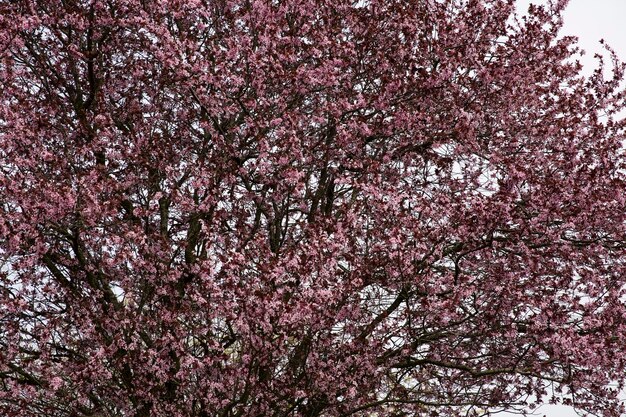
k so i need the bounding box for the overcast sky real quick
[502,2,626,417]
[517,0,626,72]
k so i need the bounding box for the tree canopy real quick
[1,0,626,416]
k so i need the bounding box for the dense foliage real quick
[2,0,626,416]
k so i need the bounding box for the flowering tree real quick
[1,0,626,416]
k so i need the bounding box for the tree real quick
[1,0,626,415]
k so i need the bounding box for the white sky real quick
[517,0,626,72]
[501,2,626,417]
